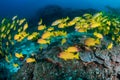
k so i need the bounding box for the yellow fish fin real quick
[75,52,79,59]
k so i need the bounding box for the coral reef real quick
[12,44,120,80]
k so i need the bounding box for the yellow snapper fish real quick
[61,38,67,45]
[58,52,79,61]
[12,16,17,21]
[1,26,6,32]
[112,35,115,41]
[90,22,101,28]
[6,42,9,46]
[107,42,113,50]
[93,32,103,39]
[10,24,14,29]
[53,31,67,37]
[83,13,92,19]
[114,28,119,34]
[37,38,50,44]
[23,23,28,31]
[62,16,69,22]
[18,26,23,32]
[1,18,6,24]
[14,34,20,40]
[13,25,16,30]
[106,21,111,26]
[27,35,34,40]
[5,54,12,63]
[14,31,29,42]
[38,19,42,25]
[65,46,79,53]
[26,58,36,63]
[51,19,63,26]
[72,17,81,22]
[58,22,67,28]
[51,17,69,26]
[13,63,19,68]
[47,27,54,31]
[15,53,24,58]
[77,28,87,33]
[67,17,81,26]
[19,18,26,25]
[38,24,46,30]
[27,32,39,40]
[6,29,11,35]
[84,38,100,47]
[67,20,76,26]
[92,12,102,19]
[41,31,53,39]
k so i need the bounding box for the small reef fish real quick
[38,24,46,30]
[51,19,63,26]
[1,26,5,32]
[93,32,103,39]
[53,31,67,37]
[61,38,67,45]
[92,12,102,19]
[72,17,81,22]
[13,63,19,68]
[5,54,12,63]
[27,35,34,40]
[90,22,101,28]
[1,18,6,24]
[114,28,119,34]
[58,23,67,28]
[18,26,23,32]
[84,38,100,47]
[47,27,54,31]
[65,46,79,53]
[27,32,39,40]
[14,31,29,42]
[83,13,92,19]
[38,19,42,25]
[67,17,81,26]
[107,42,113,50]
[26,58,36,63]
[106,21,111,26]
[19,18,26,25]
[15,53,24,58]
[12,16,17,21]
[23,23,28,31]
[67,20,76,26]
[51,17,69,26]
[77,28,87,33]
[37,38,50,44]
[58,52,79,61]
[6,30,10,35]
[41,31,53,39]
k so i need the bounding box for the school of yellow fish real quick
[0,11,120,66]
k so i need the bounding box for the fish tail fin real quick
[75,52,79,59]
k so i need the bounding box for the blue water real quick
[0,0,120,18]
